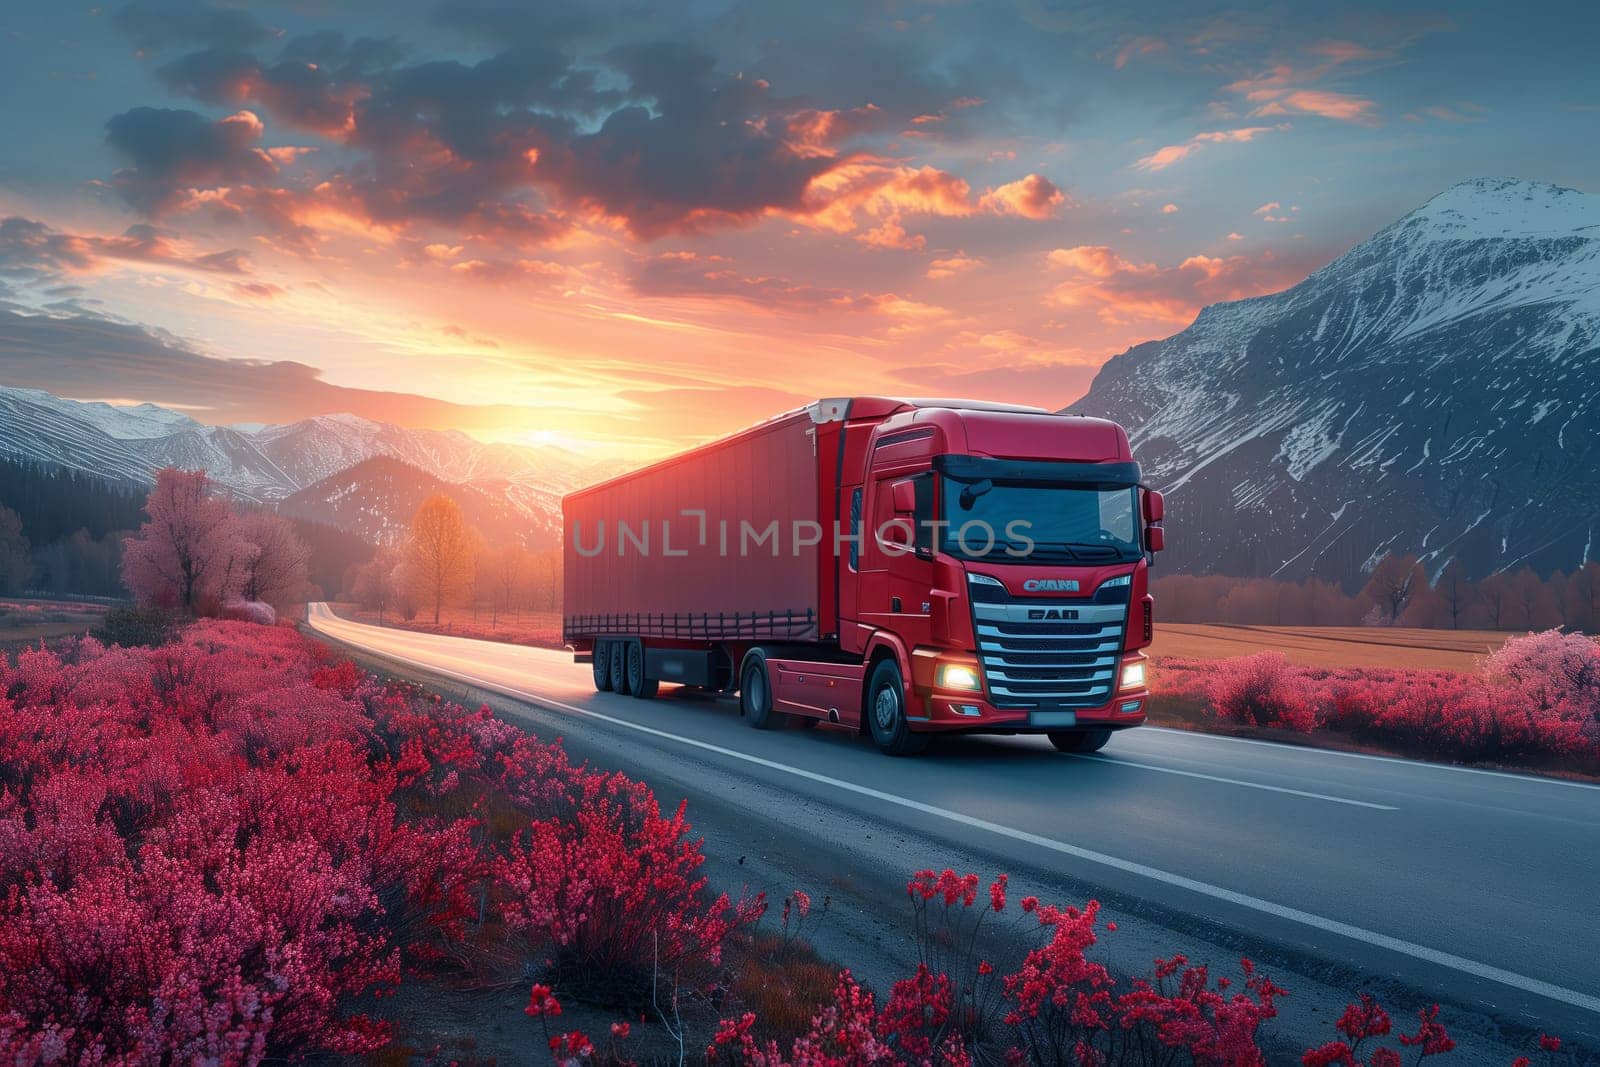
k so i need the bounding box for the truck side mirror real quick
[1142,489,1164,524]
[891,479,916,515]
[1145,525,1166,553]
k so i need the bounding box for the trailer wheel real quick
[866,659,928,756]
[1048,729,1111,754]
[609,638,632,695]
[739,651,786,729]
[627,641,658,699]
[592,640,614,692]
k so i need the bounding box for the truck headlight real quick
[938,663,983,691]
[1119,660,1146,691]
[1098,574,1131,591]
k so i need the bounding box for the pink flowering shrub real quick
[1158,631,1600,769]
[1205,652,1320,732]
[0,620,764,1062]
[1485,630,1600,746]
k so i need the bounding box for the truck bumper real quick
[911,690,1149,732]
[910,647,1149,732]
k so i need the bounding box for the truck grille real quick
[972,599,1128,709]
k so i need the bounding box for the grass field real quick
[1150,623,1515,672]
[0,598,109,647]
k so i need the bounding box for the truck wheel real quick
[866,659,928,756]
[592,640,614,692]
[609,639,632,695]
[740,652,787,729]
[627,641,658,699]
[1048,729,1111,754]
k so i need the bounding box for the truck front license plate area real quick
[1028,710,1078,728]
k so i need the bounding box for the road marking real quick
[1143,727,1600,793]
[307,608,1600,1018]
[1067,754,1397,810]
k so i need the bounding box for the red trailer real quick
[563,397,1165,755]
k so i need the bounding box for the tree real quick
[1509,567,1559,630]
[1476,572,1513,629]
[1435,559,1474,630]
[351,546,402,624]
[403,494,475,625]
[0,506,33,595]
[1361,553,1425,625]
[492,543,523,626]
[121,469,248,613]
[237,511,310,609]
[1566,562,1600,633]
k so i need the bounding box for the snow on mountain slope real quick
[1076,178,1600,586]
[0,384,609,539]
[0,388,155,483]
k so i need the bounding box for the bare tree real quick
[1435,559,1473,629]
[1361,553,1424,624]
[237,511,310,609]
[404,494,475,625]
[121,468,248,614]
[492,543,523,626]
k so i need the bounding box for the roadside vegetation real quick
[1151,630,1600,776]
[0,617,1583,1064]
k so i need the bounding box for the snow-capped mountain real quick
[1076,178,1600,586]
[0,385,615,545]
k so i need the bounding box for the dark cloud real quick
[156,33,405,135]
[0,216,253,280]
[105,6,1066,247]
[0,306,545,430]
[113,0,271,51]
[429,0,616,46]
[532,42,838,237]
[105,107,277,214]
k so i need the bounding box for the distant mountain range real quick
[1076,178,1600,587]
[0,386,618,547]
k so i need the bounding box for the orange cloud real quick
[1045,243,1308,326]
[1114,36,1167,70]
[1135,126,1279,171]
[978,174,1067,218]
[926,254,983,279]
[1225,59,1380,125]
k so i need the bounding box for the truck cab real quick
[833,401,1162,754]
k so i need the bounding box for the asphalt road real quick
[306,604,1600,1059]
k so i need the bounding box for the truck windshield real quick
[939,478,1140,563]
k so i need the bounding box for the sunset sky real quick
[1,0,1596,458]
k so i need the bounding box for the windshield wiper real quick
[1044,541,1129,559]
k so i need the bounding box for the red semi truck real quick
[562,397,1164,755]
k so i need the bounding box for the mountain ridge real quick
[0,386,610,548]
[1075,177,1600,586]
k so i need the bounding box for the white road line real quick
[307,609,1600,1017]
[1142,727,1600,793]
[1067,753,1397,810]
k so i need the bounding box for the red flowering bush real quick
[1158,631,1600,770]
[494,786,766,1000]
[711,868,1564,1067]
[1205,652,1320,732]
[0,620,764,1062]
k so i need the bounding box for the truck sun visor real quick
[933,455,1142,489]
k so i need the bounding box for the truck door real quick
[859,472,935,639]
